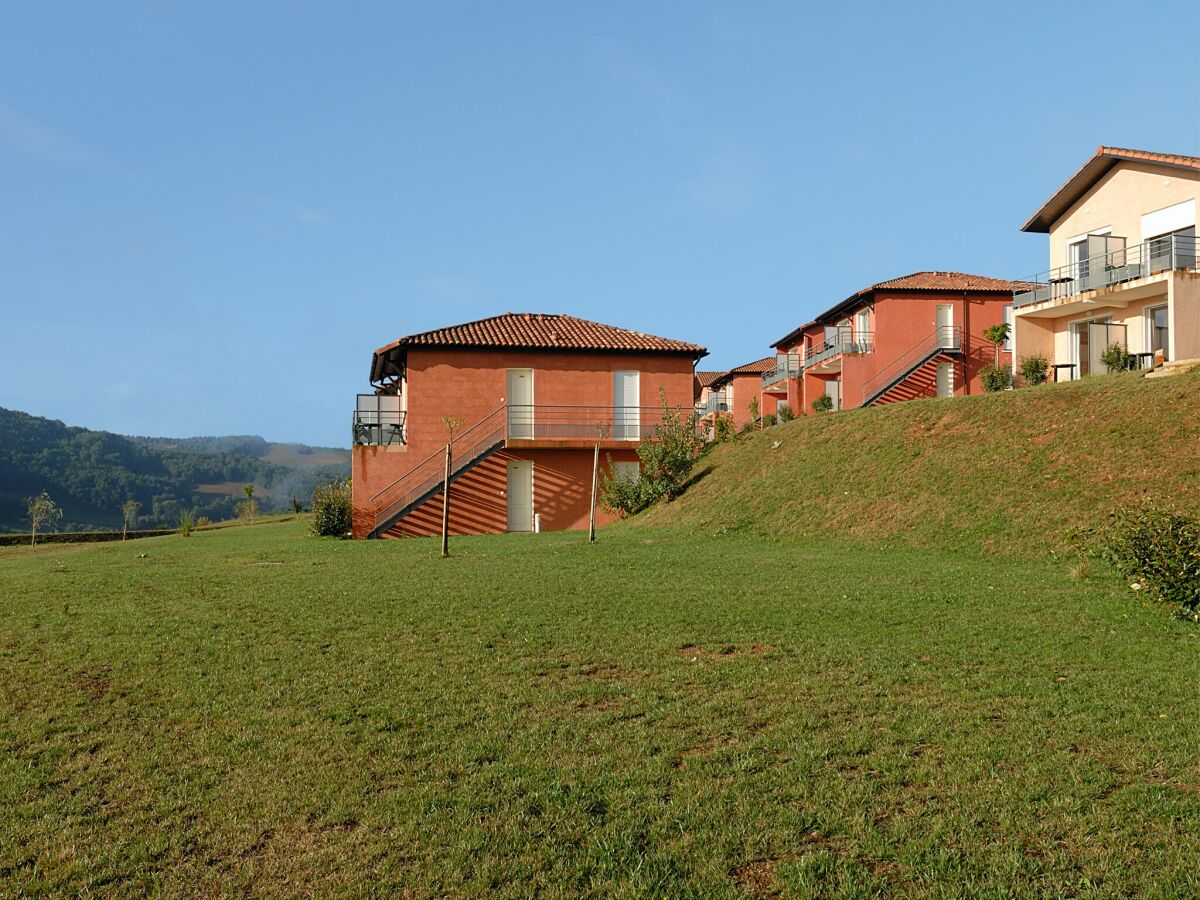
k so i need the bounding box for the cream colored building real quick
[1013,147,1200,379]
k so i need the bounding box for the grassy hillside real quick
[2,519,1198,896]
[638,370,1200,555]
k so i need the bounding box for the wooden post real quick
[588,442,599,543]
[440,442,451,558]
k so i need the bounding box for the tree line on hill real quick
[0,407,350,533]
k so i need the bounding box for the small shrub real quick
[811,395,833,413]
[747,396,759,426]
[195,516,211,528]
[1102,502,1200,620]
[178,510,194,537]
[777,404,794,422]
[290,496,304,514]
[1019,354,1049,386]
[713,415,735,443]
[600,392,704,517]
[980,363,1011,393]
[762,412,777,427]
[235,499,259,521]
[311,479,352,537]
[1100,342,1132,373]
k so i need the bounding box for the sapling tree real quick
[236,483,259,521]
[983,322,1011,368]
[26,491,62,546]
[121,499,141,540]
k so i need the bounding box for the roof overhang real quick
[1022,146,1200,233]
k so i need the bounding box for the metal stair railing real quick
[861,326,961,407]
[370,405,508,533]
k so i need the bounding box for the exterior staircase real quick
[367,406,507,539]
[861,327,962,407]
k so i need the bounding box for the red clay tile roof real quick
[725,356,776,376]
[372,313,707,381]
[706,356,777,388]
[1022,146,1200,233]
[695,370,725,388]
[771,272,1022,348]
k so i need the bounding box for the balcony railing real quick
[802,329,874,368]
[506,405,699,442]
[694,393,730,417]
[1014,233,1198,309]
[761,352,802,388]
[353,394,405,445]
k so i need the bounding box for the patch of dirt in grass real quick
[678,643,776,660]
[75,670,110,701]
[575,698,621,713]
[732,856,792,898]
[249,561,285,567]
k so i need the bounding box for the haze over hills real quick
[0,407,350,533]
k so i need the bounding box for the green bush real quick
[311,479,352,537]
[811,395,833,413]
[1100,342,1132,373]
[777,404,794,422]
[1019,355,1049,386]
[762,413,777,427]
[178,509,194,537]
[599,394,704,517]
[713,415,735,443]
[1103,503,1200,620]
[980,364,1011,393]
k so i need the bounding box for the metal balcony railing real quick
[353,394,406,445]
[802,329,874,369]
[694,393,730,417]
[1014,233,1198,309]
[761,352,802,388]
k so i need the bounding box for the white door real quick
[507,369,533,439]
[825,379,841,411]
[936,304,955,348]
[936,362,954,398]
[614,370,640,440]
[506,460,533,532]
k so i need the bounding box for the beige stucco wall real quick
[1048,162,1200,270]
[1170,272,1200,360]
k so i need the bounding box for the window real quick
[855,309,871,348]
[611,460,640,483]
[1148,305,1169,361]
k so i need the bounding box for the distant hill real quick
[0,408,349,533]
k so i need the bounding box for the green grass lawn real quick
[2,520,1198,897]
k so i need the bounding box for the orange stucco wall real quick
[381,447,639,537]
[777,291,1013,412]
[352,348,696,538]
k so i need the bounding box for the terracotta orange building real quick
[761,272,1021,413]
[352,313,707,539]
[694,357,782,431]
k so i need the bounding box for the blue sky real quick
[2,1,1197,446]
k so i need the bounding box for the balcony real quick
[506,405,701,446]
[1014,233,1198,310]
[694,393,730,418]
[761,352,802,388]
[802,329,874,370]
[353,394,405,445]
